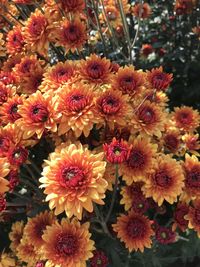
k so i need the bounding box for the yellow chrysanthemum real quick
[9,221,24,253]
[40,143,107,220]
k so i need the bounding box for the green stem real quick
[105,164,119,223]
[131,0,143,49]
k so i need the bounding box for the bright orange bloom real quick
[0,157,10,194]
[59,0,85,13]
[143,90,169,108]
[131,100,165,138]
[112,210,154,252]
[17,91,60,139]
[57,83,100,137]
[100,5,121,28]
[112,66,146,97]
[42,218,95,267]
[78,54,112,86]
[120,137,157,184]
[6,26,24,55]
[39,61,76,93]
[186,199,200,237]
[0,252,16,267]
[9,221,24,253]
[182,154,200,200]
[53,18,87,53]
[146,67,173,91]
[182,133,200,156]
[0,82,16,106]
[0,94,24,124]
[96,89,132,129]
[172,106,200,132]
[142,154,184,206]
[23,9,49,55]
[40,143,107,220]
[24,211,56,251]
[172,202,189,232]
[131,3,152,19]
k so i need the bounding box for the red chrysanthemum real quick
[7,170,19,191]
[59,0,85,13]
[103,138,130,164]
[172,202,189,232]
[0,82,15,106]
[186,199,200,237]
[6,26,24,55]
[146,67,173,91]
[140,44,154,58]
[90,250,109,267]
[7,145,28,168]
[155,226,177,244]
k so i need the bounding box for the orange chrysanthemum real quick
[40,143,107,220]
[112,210,154,252]
[2,54,22,73]
[0,94,23,124]
[172,202,189,232]
[23,10,49,55]
[24,211,56,252]
[142,154,184,206]
[9,221,24,253]
[16,236,40,266]
[6,26,24,55]
[172,106,200,132]
[112,66,146,97]
[17,91,60,139]
[0,33,6,57]
[100,5,121,28]
[39,61,76,93]
[42,218,95,267]
[131,3,152,19]
[78,54,112,86]
[186,199,200,237]
[162,128,181,154]
[175,0,196,14]
[53,18,87,53]
[59,0,85,13]
[0,82,15,106]
[182,154,200,200]
[120,137,157,184]
[182,133,200,156]
[96,89,132,129]
[0,157,10,194]
[146,67,173,91]
[57,83,100,137]
[0,252,16,267]
[131,100,165,138]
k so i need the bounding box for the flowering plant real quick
[0,0,200,267]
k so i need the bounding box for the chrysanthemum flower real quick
[131,100,165,138]
[90,250,109,267]
[131,3,152,19]
[78,54,112,86]
[155,226,177,244]
[172,202,189,232]
[111,66,146,97]
[7,145,28,168]
[172,106,200,132]
[23,10,49,56]
[103,138,130,164]
[16,236,40,266]
[120,182,149,213]
[17,91,60,139]
[24,211,56,252]
[7,170,19,191]
[9,221,24,253]
[146,67,173,91]
[53,18,87,53]
[6,26,24,55]
[59,0,85,13]
[57,83,100,137]
[100,5,121,28]
[42,218,95,267]
[120,137,157,184]
[40,143,107,219]
[0,157,10,194]
[140,44,154,58]
[0,252,16,267]
[144,90,169,108]
[186,199,200,237]
[0,82,15,106]
[182,133,200,156]
[182,154,200,200]
[39,61,76,93]
[96,89,132,130]
[175,0,196,14]
[162,128,181,154]
[0,94,24,124]
[112,210,154,252]
[20,69,44,95]
[142,154,184,206]
[0,71,15,85]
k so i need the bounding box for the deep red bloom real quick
[7,170,19,191]
[90,250,109,267]
[103,138,130,164]
[132,195,149,214]
[173,203,189,232]
[155,226,176,244]
[0,71,15,85]
[7,146,28,167]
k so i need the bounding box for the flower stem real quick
[105,164,119,223]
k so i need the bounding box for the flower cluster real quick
[0,1,199,267]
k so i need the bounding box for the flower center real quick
[30,17,46,36]
[66,93,88,112]
[100,95,120,115]
[87,62,104,79]
[126,218,145,239]
[64,24,80,42]
[119,75,136,93]
[154,169,172,187]
[30,104,49,123]
[164,134,179,150]
[138,106,156,124]
[177,111,192,124]
[55,233,78,256]
[186,167,200,189]
[61,165,85,188]
[127,149,146,169]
